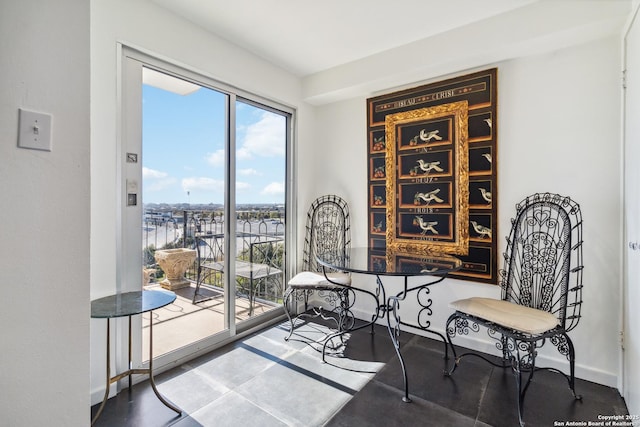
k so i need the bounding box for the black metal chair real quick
[284,195,353,349]
[446,192,584,426]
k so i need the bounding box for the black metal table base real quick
[320,273,450,403]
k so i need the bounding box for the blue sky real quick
[142,82,285,205]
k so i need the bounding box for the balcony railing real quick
[142,210,285,310]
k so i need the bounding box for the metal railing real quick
[143,210,285,307]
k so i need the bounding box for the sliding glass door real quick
[121,48,290,369]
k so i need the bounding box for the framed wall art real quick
[385,101,469,255]
[367,68,498,284]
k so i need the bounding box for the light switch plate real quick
[18,108,52,151]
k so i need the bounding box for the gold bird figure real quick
[413,216,439,235]
[471,221,492,239]
[479,188,492,204]
[419,129,442,142]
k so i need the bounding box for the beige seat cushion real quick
[288,271,351,288]
[450,297,559,335]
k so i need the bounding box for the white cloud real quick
[143,167,168,179]
[238,168,260,176]
[182,177,224,193]
[261,181,284,195]
[143,167,176,191]
[238,112,285,159]
[205,149,225,166]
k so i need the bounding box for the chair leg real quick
[321,288,351,361]
[339,288,355,331]
[561,332,582,401]
[506,337,528,427]
[286,287,350,357]
[283,288,296,341]
[285,288,338,344]
[509,338,538,427]
[336,288,348,334]
[444,313,460,375]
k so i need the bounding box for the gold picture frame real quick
[385,101,469,255]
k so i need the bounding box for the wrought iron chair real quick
[193,232,283,310]
[284,195,353,349]
[446,192,584,426]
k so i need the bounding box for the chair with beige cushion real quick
[284,195,353,349]
[446,192,584,426]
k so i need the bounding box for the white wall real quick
[311,36,622,387]
[90,0,314,403]
[0,1,90,425]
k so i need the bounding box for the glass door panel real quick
[234,100,286,324]
[141,67,229,359]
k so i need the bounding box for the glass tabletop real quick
[316,247,462,276]
[91,290,176,318]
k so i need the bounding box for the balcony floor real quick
[142,282,279,357]
[92,316,629,427]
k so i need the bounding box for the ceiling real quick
[150,0,629,78]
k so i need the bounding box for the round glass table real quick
[91,290,180,425]
[317,247,462,403]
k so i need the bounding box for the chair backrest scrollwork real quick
[303,195,351,273]
[499,192,583,332]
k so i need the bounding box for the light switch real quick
[18,108,52,151]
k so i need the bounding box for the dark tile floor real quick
[91,318,628,426]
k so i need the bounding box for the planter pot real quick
[154,248,197,290]
[142,268,156,286]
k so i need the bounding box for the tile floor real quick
[91,318,629,427]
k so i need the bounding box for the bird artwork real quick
[414,188,444,205]
[479,188,492,204]
[416,159,444,174]
[484,118,492,128]
[470,221,492,239]
[413,216,439,235]
[481,153,492,163]
[419,129,442,142]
